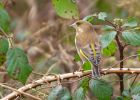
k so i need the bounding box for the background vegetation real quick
[0,0,140,99]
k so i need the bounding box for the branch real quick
[2,68,140,100]
[0,83,41,100]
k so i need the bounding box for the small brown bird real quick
[71,20,101,78]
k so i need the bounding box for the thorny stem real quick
[115,25,125,95]
[106,19,125,95]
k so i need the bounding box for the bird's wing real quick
[90,43,96,58]
[79,43,96,61]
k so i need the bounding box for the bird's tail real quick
[90,57,101,79]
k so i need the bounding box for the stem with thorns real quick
[115,26,125,95]
[106,19,125,95]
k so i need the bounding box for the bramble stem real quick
[115,26,124,95]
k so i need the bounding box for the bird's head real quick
[70,20,93,33]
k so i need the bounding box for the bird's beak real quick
[70,23,76,28]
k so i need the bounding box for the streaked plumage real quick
[71,20,101,78]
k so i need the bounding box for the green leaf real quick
[48,85,72,100]
[102,42,117,56]
[122,90,131,98]
[89,79,113,100]
[0,3,10,32]
[100,31,117,48]
[132,94,140,100]
[83,14,97,24]
[74,53,81,62]
[98,12,107,21]
[0,38,9,54]
[0,53,6,66]
[73,87,86,100]
[79,77,90,89]
[73,77,90,100]
[131,82,140,95]
[51,0,79,19]
[83,14,105,25]
[83,14,96,20]
[6,48,32,84]
[102,25,114,31]
[82,61,91,71]
[0,39,8,66]
[123,17,137,27]
[115,96,124,100]
[122,31,140,46]
[121,89,134,100]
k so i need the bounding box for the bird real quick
[71,20,101,78]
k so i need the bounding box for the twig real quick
[104,54,140,72]
[46,61,61,74]
[109,74,136,83]
[0,27,14,47]
[22,23,54,49]
[0,83,41,100]
[2,68,140,100]
[3,0,9,8]
[130,74,139,87]
[105,20,116,28]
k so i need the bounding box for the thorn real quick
[60,75,63,80]
[131,71,134,74]
[75,71,82,77]
[104,71,107,75]
[73,71,75,74]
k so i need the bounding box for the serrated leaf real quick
[89,79,113,100]
[102,42,117,56]
[74,53,81,62]
[51,0,79,19]
[73,87,86,100]
[48,85,72,100]
[123,17,137,27]
[0,3,10,32]
[122,31,140,46]
[0,38,9,54]
[100,31,117,48]
[98,12,107,21]
[6,48,32,84]
[82,61,91,71]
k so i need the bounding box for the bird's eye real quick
[76,22,82,26]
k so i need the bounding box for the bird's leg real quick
[90,53,101,79]
[93,59,101,78]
